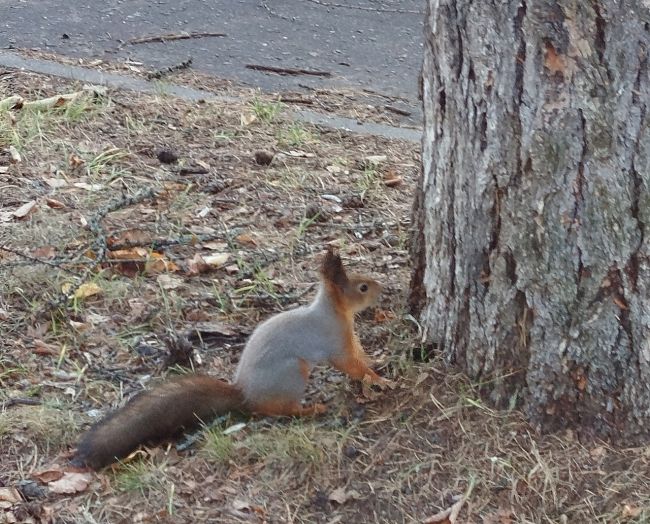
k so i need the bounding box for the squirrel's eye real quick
[359,283,369,293]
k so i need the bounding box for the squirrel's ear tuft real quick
[321,247,348,287]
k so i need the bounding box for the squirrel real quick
[73,248,390,469]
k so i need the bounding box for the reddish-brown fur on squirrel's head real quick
[320,248,381,313]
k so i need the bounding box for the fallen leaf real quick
[203,240,228,251]
[47,472,91,495]
[423,497,465,524]
[33,339,59,356]
[13,200,37,218]
[32,469,64,483]
[240,113,257,126]
[374,309,396,323]
[232,498,252,511]
[285,150,315,158]
[43,178,68,189]
[73,182,104,191]
[46,198,66,209]
[8,145,21,164]
[622,504,642,518]
[364,154,387,165]
[203,253,229,267]
[590,446,606,459]
[223,422,247,435]
[157,274,184,290]
[68,153,85,168]
[33,246,56,259]
[383,172,403,187]
[235,233,257,247]
[145,252,179,273]
[328,487,362,504]
[0,487,21,503]
[225,264,239,274]
[74,282,102,300]
[414,372,429,387]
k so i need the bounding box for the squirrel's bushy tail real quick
[74,375,245,470]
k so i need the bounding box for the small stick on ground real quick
[1,398,42,409]
[128,32,226,45]
[147,58,193,80]
[279,97,314,105]
[383,105,412,117]
[246,64,332,77]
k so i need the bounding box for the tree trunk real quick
[411,0,650,439]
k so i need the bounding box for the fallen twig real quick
[35,188,156,318]
[1,398,42,409]
[0,245,81,276]
[305,0,421,14]
[246,64,332,77]
[128,32,226,45]
[279,96,314,105]
[147,58,193,80]
[384,105,412,117]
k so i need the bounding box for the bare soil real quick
[0,68,648,524]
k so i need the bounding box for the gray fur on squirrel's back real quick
[234,285,343,404]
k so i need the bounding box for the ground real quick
[1,65,649,524]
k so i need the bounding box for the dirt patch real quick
[0,68,648,524]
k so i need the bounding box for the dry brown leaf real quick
[46,198,66,209]
[74,282,102,300]
[157,274,184,290]
[622,504,642,518]
[8,146,21,164]
[47,472,92,495]
[374,309,396,323]
[32,469,64,483]
[73,182,104,191]
[383,171,403,187]
[145,252,179,273]
[328,487,361,504]
[235,232,257,247]
[13,200,37,218]
[225,264,239,275]
[43,178,68,189]
[240,113,257,126]
[187,253,229,275]
[0,487,21,504]
[423,497,464,524]
[107,229,152,248]
[33,339,59,356]
[33,246,56,259]
[590,446,606,459]
[68,153,85,168]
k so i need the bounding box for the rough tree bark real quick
[411,0,650,439]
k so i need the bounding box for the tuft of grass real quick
[277,122,313,147]
[87,147,129,176]
[242,423,324,465]
[251,97,283,124]
[203,426,236,463]
[0,404,79,448]
[357,164,380,197]
[113,459,171,497]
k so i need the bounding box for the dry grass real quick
[0,68,649,524]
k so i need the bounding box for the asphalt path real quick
[0,1,424,120]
